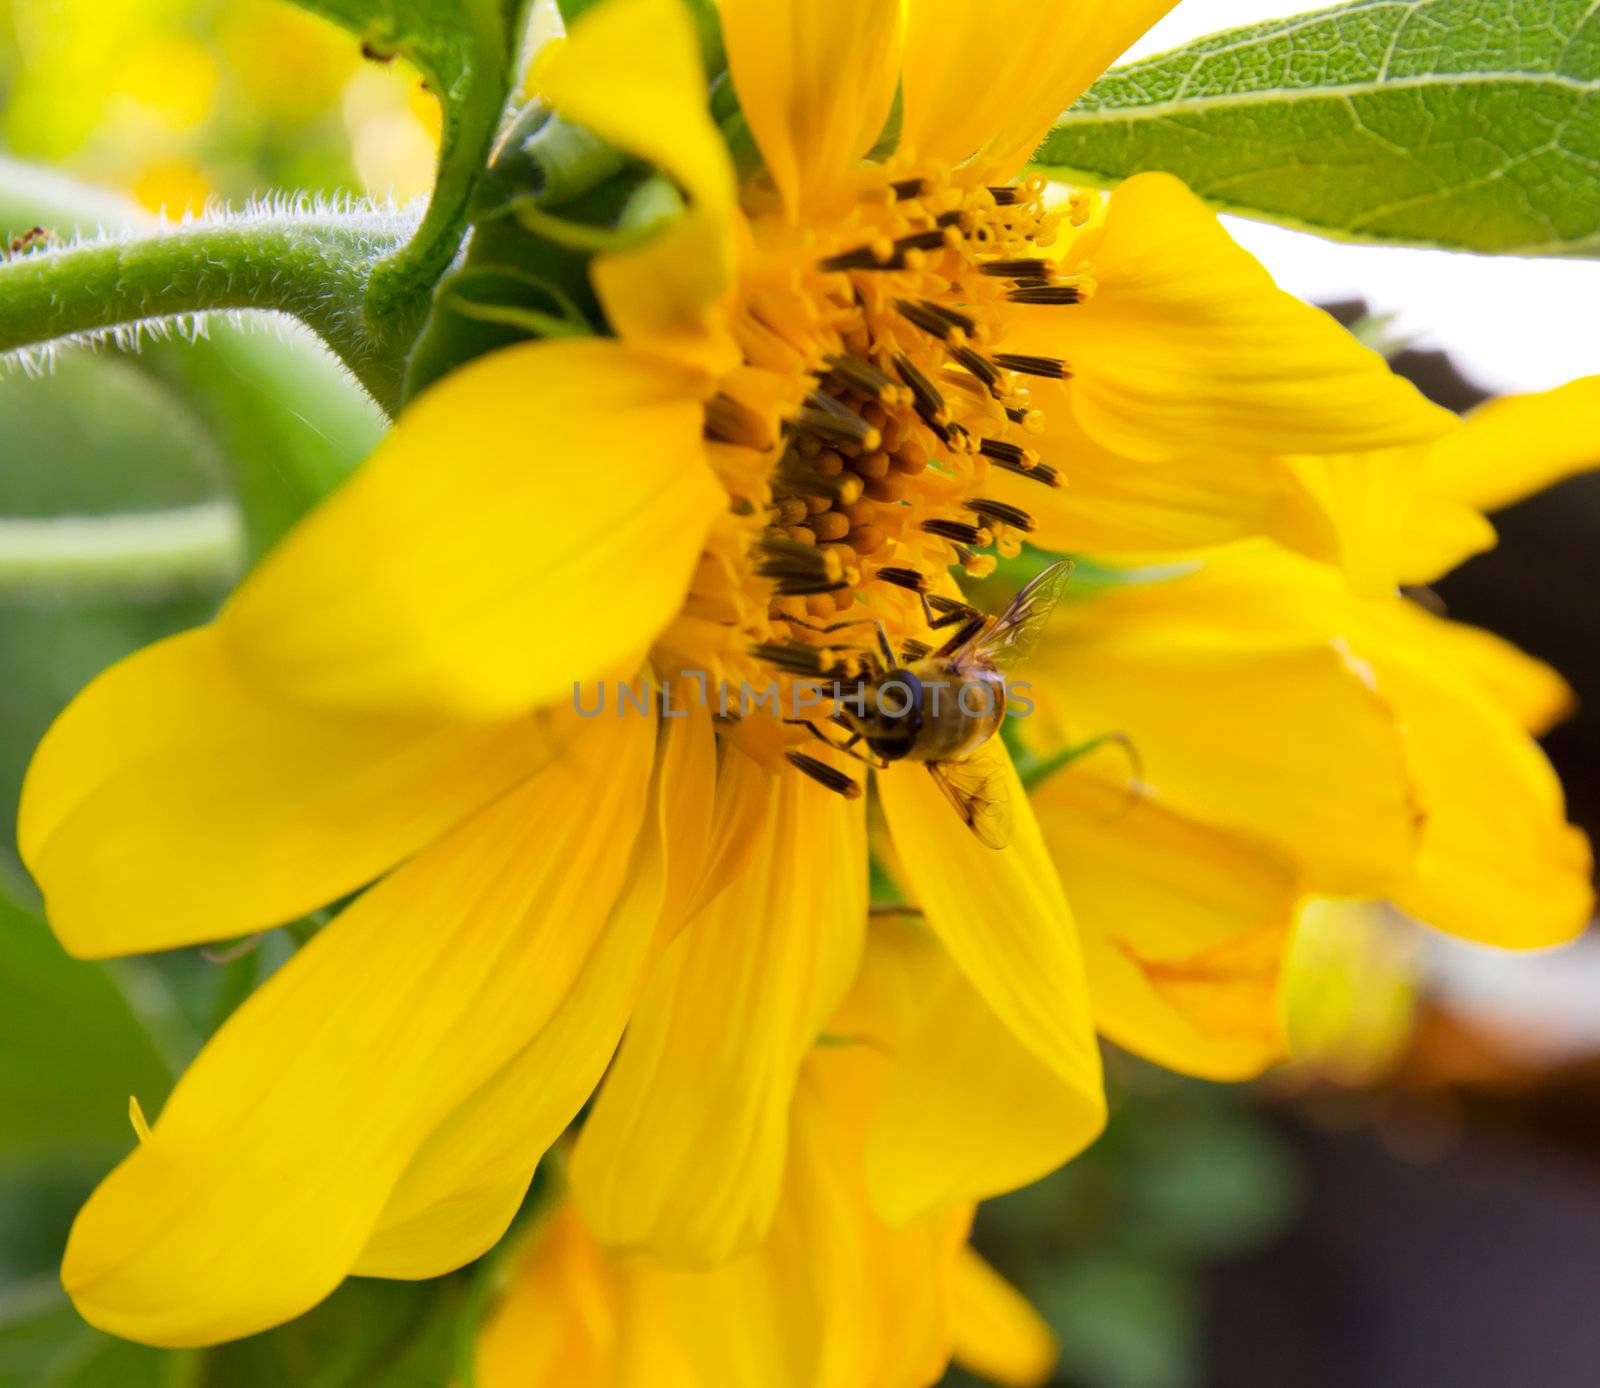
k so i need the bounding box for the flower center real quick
[657,162,1093,754]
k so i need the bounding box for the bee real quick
[785,560,1075,849]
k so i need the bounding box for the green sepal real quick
[288,0,527,327]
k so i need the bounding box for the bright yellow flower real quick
[1017,534,1593,1083]
[477,947,1056,1388]
[20,0,1461,1347]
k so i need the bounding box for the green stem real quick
[0,207,417,410]
[0,503,242,593]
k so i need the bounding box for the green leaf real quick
[0,897,171,1169]
[1036,0,1600,256]
[290,0,525,328]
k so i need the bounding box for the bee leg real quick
[920,591,980,631]
[785,719,891,770]
[788,615,898,670]
[934,614,987,658]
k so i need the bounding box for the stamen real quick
[895,298,960,341]
[983,447,1061,487]
[980,258,1052,278]
[792,393,882,451]
[965,498,1036,532]
[978,438,1039,468]
[894,229,950,255]
[756,537,846,595]
[891,176,928,200]
[922,519,985,545]
[875,566,929,592]
[918,301,978,337]
[786,751,863,798]
[899,638,932,661]
[751,642,833,676]
[1006,286,1083,306]
[892,353,949,424]
[819,234,897,271]
[949,346,1002,394]
[1005,405,1047,433]
[987,186,1021,205]
[781,468,866,505]
[993,353,1070,379]
[705,391,769,448]
[826,354,905,406]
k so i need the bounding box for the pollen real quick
[666,163,1088,726]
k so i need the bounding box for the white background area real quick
[1110,2,1600,396]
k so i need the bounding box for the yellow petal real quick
[223,340,721,719]
[1380,640,1593,948]
[876,742,1105,1201]
[475,1204,630,1387]
[1033,763,1298,1080]
[1040,174,1453,463]
[481,1046,972,1388]
[61,710,656,1347]
[839,911,1104,1224]
[679,738,778,927]
[571,761,866,1264]
[900,0,1178,176]
[19,627,557,957]
[950,1247,1059,1388]
[530,0,740,371]
[1360,600,1575,737]
[1029,626,1419,895]
[1430,376,1600,514]
[1395,496,1500,586]
[354,700,717,1278]
[529,0,731,217]
[722,0,901,216]
[1278,443,1498,595]
[989,392,1339,561]
[657,1047,971,1388]
[1054,546,1591,944]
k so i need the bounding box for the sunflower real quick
[22,0,1463,1346]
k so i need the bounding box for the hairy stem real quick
[0,206,419,410]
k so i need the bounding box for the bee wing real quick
[966,559,1074,675]
[927,741,1013,850]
